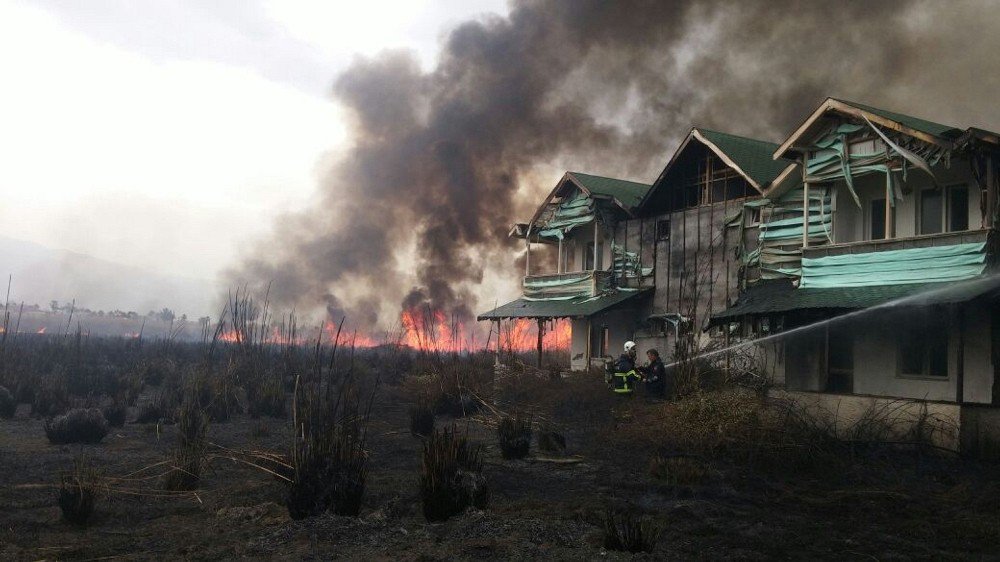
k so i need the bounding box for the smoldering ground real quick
[229,0,1000,328]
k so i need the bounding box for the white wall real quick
[781,304,993,404]
[570,317,589,371]
[831,158,981,243]
[962,305,994,404]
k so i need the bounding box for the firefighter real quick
[609,341,640,395]
[640,348,667,398]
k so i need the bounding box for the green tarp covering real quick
[536,191,595,240]
[522,271,598,300]
[612,244,652,279]
[478,288,653,320]
[799,242,987,289]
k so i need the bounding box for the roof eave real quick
[691,129,765,193]
[774,98,954,160]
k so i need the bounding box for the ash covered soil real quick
[3,373,1000,561]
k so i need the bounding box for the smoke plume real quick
[231,0,1000,328]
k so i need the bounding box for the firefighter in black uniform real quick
[639,348,667,398]
[607,341,640,395]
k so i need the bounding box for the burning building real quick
[479,130,794,367]
[480,97,1000,455]
[710,98,1000,453]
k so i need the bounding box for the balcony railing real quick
[802,229,991,260]
[522,270,612,299]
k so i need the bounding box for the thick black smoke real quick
[232,0,1000,327]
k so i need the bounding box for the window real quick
[600,327,610,357]
[656,219,671,241]
[826,325,854,393]
[899,322,948,378]
[920,189,943,234]
[919,185,969,235]
[584,241,604,270]
[746,207,761,227]
[949,185,969,231]
[870,198,887,240]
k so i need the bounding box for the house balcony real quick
[802,229,992,260]
[522,270,613,299]
[798,229,996,289]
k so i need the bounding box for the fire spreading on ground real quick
[216,306,570,355]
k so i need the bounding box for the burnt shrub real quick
[58,457,100,526]
[163,397,208,491]
[139,357,177,387]
[409,402,434,437]
[286,378,373,519]
[420,426,489,522]
[32,378,70,418]
[45,408,109,444]
[186,369,241,423]
[246,375,286,419]
[603,508,661,553]
[537,429,567,454]
[431,365,485,417]
[497,412,532,460]
[0,384,15,419]
[648,455,708,488]
[102,403,127,428]
[135,387,181,424]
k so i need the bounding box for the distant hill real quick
[0,236,214,317]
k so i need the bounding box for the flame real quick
[209,309,573,355]
[36,327,46,334]
[400,308,473,353]
[497,318,571,353]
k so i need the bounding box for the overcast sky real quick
[0,0,508,283]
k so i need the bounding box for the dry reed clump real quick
[186,368,242,423]
[536,428,566,454]
[31,375,70,418]
[134,390,179,424]
[648,455,708,488]
[497,412,532,459]
[603,508,661,553]
[409,400,435,437]
[138,356,179,387]
[286,373,374,519]
[58,456,101,526]
[45,408,109,444]
[102,399,128,427]
[661,390,841,473]
[420,425,489,522]
[163,397,208,491]
[0,384,15,419]
[246,372,286,419]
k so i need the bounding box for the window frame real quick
[917,183,970,235]
[896,315,949,380]
[656,219,671,241]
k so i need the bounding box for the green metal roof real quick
[712,277,1000,322]
[832,98,964,139]
[567,172,651,210]
[477,288,652,321]
[697,128,794,187]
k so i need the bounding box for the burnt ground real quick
[3,373,1000,561]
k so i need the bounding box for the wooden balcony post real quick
[802,181,810,248]
[525,224,531,276]
[536,318,544,368]
[558,237,563,273]
[802,155,810,248]
[885,173,893,239]
[592,219,599,270]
